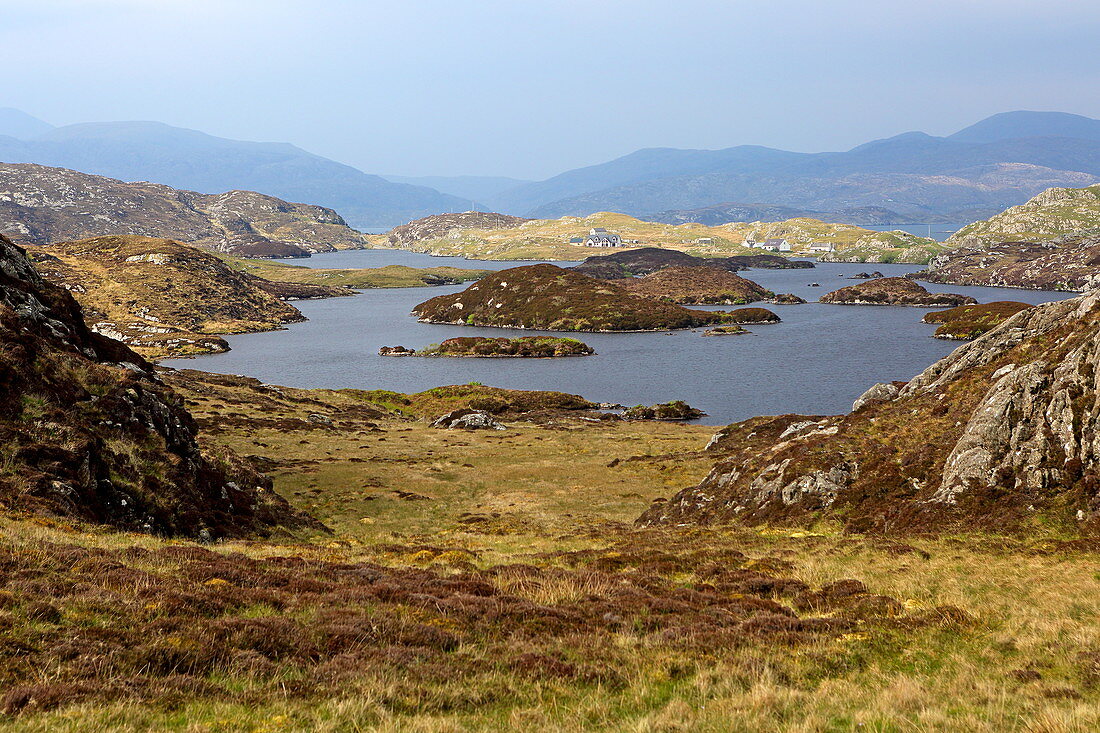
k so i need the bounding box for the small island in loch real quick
[819,276,977,307]
[702,325,750,336]
[380,336,595,358]
[412,264,754,332]
[922,301,1035,340]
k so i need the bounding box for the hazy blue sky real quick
[1,0,1098,179]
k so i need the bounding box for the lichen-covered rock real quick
[622,401,705,421]
[639,291,1100,535]
[430,409,507,430]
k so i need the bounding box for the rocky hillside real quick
[616,266,772,305]
[917,232,1100,291]
[0,232,313,537]
[0,162,369,258]
[385,211,529,248]
[819,277,976,307]
[30,235,346,358]
[412,264,744,332]
[639,291,1100,534]
[947,184,1100,248]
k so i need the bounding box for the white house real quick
[809,241,836,253]
[757,238,788,252]
[584,228,623,247]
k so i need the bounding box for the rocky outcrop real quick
[431,409,507,430]
[0,233,315,537]
[615,266,772,305]
[639,292,1100,534]
[819,277,976,307]
[0,162,369,257]
[622,401,706,421]
[915,232,1100,291]
[412,264,750,332]
[922,301,1034,340]
[386,212,529,248]
[772,293,807,304]
[29,235,348,358]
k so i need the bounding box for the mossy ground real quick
[0,374,1098,731]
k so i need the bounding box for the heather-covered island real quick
[819,277,977,307]
[922,301,1034,340]
[412,264,751,331]
[380,336,595,357]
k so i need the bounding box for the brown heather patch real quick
[922,301,1034,340]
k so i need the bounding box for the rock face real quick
[412,264,747,332]
[29,235,346,358]
[0,233,314,537]
[922,301,1034,340]
[386,212,529,248]
[0,162,369,257]
[947,184,1100,248]
[819,277,976,307]
[916,232,1100,291]
[639,292,1100,534]
[616,266,772,305]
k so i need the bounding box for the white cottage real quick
[584,228,623,247]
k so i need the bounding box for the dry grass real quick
[1,374,1098,730]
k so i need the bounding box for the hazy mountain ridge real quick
[0,120,472,227]
[488,112,1100,223]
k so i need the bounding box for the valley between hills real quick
[6,160,1100,731]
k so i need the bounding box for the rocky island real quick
[921,301,1034,340]
[412,264,750,332]
[380,336,595,358]
[819,277,976,307]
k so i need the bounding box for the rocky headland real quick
[819,277,976,307]
[29,235,347,357]
[947,184,1100,248]
[916,231,1100,291]
[412,264,749,332]
[0,162,369,258]
[922,301,1034,340]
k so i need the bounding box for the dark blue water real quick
[165,251,1072,425]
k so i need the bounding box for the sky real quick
[1,0,1098,180]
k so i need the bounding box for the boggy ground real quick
[1,374,1099,731]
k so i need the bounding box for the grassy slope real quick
[221,256,492,288]
[0,374,1097,730]
[372,212,945,264]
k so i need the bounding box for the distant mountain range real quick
[2,109,1100,230]
[0,113,473,228]
[485,111,1100,224]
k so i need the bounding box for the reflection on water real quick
[165,252,1073,426]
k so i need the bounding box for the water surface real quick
[167,251,1072,425]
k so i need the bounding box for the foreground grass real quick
[1,375,1098,731]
